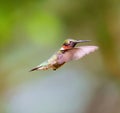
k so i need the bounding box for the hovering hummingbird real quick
[30,39,98,71]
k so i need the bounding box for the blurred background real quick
[0,0,120,113]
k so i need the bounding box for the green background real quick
[0,0,120,113]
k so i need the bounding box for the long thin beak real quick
[76,40,91,43]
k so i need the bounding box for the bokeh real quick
[0,0,120,113]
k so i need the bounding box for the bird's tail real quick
[29,67,40,72]
[30,61,50,71]
[29,65,49,71]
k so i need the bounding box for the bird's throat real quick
[60,45,72,51]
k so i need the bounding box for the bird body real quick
[30,39,98,71]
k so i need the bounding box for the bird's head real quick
[60,39,91,51]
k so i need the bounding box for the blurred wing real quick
[72,46,98,60]
[63,46,98,62]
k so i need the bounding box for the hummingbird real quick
[30,39,98,71]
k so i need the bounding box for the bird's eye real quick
[69,41,71,44]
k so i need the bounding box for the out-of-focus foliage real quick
[0,0,120,113]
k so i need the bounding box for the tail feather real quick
[29,65,49,71]
[29,67,39,72]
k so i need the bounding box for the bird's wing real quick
[63,46,98,62]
